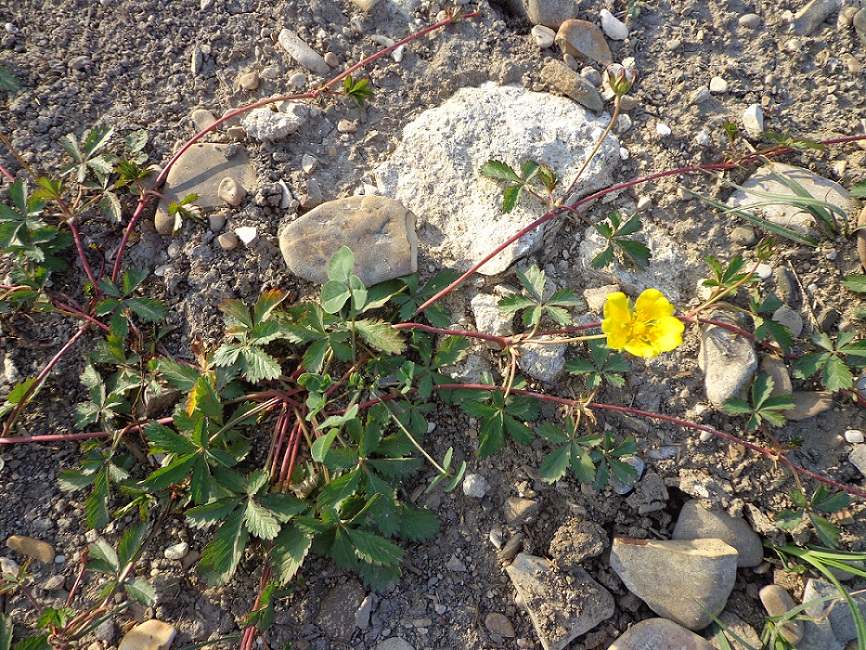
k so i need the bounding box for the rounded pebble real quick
[845,430,865,444]
[218,232,239,250]
[324,52,339,67]
[462,474,489,499]
[709,76,728,93]
[738,13,761,29]
[759,585,803,644]
[164,542,190,561]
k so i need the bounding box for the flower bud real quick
[605,64,636,96]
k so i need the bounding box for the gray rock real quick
[42,574,65,590]
[760,355,793,396]
[610,537,738,630]
[517,339,567,383]
[505,553,614,650]
[548,519,608,571]
[600,8,628,39]
[462,473,489,499]
[555,19,613,65]
[484,612,516,638]
[374,639,415,650]
[609,618,715,650]
[237,71,259,91]
[773,266,801,308]
[759,585,803,645]
[727,163,852,234]
[539,60,604,113]
[351,0,382,10]
[155,144,255,235]
[803,578,866,644]
[523,0,580,29]
[471,293,513,345]
[698,312,757,406]
[797,617,844,650]
[279,196,418,286]
[315,580,365,642]
[94,618,116,643]
[277,29,330,75]
[531,24,556,48]
[672,500,763,567]
[375,83,617,275]
[849,445,866,477]
[503,497,539,526]
[190,108,217,132]
[217,177,245,207]
[300,178,323,209]
[240,102,311,142]
[772,305,803,338]
[742,104,764,138]
[738,13,761,29]
[794,0,841,35]
[163,542,189,561]
[787,391,834,421]
[855,8,866,46]
[355,593,373,630]
[709,612,761,650]
[730,225,757,246]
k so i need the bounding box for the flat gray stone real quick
[672,500,764,567]
[470,293,513,345]
[374,639,415,650]
[610,537,738,630]
[155,144,256,235]
[278,29,330,75]
[698,312,757,406]
[524,0,580,29]
[609,618,715,650]
[506,552,614,650]
[240,102,312,142]
[726,163,852,234]
[375,83,617,275]
[540,59,604,113]
[804,578,866,644]
[794,0,841,35]
[850,445,866,477]
[555,19,613,65]
[279,195,418,285]
[517,338,567,383]
[315,580,365,643]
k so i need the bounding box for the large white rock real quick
[375,83,618,275]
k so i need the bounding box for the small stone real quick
[540,60,605,113]
[498,533,525,561]
[730,225,756,246]
[738,13,762,29]
[323,52,339,68]
[610,537,738,630]
[614,113,632,133]
[208,211,227,233]
[850,445,866,477]
[355,594,373,630]
[95,618,116,643]
[471,293,513,345]
[609,618,715,650]
[742,104,764,138]
[844,429,865,444]
[350,0,382,10]
[0,557,20,576]
[665,38,682,50]
[761,355,793,397]
[506,553,614,649]
[696,129,712,146]
[548,519,608,570]
[217,177,246,207]
[445,555,467,572]
[583,284,620,313]
[600,8,629,39]
[709,76,728,93]
[759,585,803,644]
[502,497,539,526]
[698,313,758,406]
[300,178,323,209]
[462,473,489,499]
[374,639,415,650]
[656,122,672,138]
[786,391,834,421]
[803,578,866,643]
[288,72,307,89]
[555,19,614,66]
[301,154,319,174]
[672,500,764,568]
[771,306,803,338]
[42,574,65,590]
[755,263,773,280]
[531,24,556,48]
[118,620,177,650]
[793,0,842,36]
[843,54,863,75]
[278,29,330,75]
[190,108,217,132]
[315,580,365,643]
[524,0,580,29]
[818,307,841,332]
[279,196,418,286]
[190,45,203,75]
[839,5,858,27]
[237,71,259,91]
[163,542,189,561]
[485,613,516,638]
[580,66,602,86]
[517,339,567,383]
[6,535,55,564]
[218,232,238,250]
[337,119,358,133]
[235,227,258,246]
[692,86,711,104]
[241,103,310,142]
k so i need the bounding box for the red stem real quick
[0,416,173,445]
[0,163,14,182]
[66,218,98,288]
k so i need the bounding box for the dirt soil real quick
[1,0,866,649]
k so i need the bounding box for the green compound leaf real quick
[480,160,520,182]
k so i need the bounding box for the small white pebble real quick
[392,44,406,62]
[4,23,18,34]
[531,24,555,49]
[619,146,630,160]
[845,430,865,444]
[755,263,773,280]
[235,226,258,245]
[699,430,713,442]
[54,555,66,564]
[656,122,672,137]
[695,128,712,146]
[824,249,838,261]
[709,76,728,93]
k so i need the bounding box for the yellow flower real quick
[601,289,684,358]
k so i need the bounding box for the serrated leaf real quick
[843,275,866,293]
[502,184,522,213]
[198,507,249,586]
[245,500,280,540]
[317,469,361,510]
[0,65,19,92]
[239,346,282,383]
[155,358,200,391]
[774,508,804,530]
[355,319,404,354]
[83,125,114,158]
[186,498,242,528]
[0,613,12,650]
[311,429,339,463]
[539,444,570,483]
[477,415,505,458]
[117,523,148,567]
[815,490,850,514]
[616,239,651,268]
[219,299,252,329]
[809,513,841,547]
[86,469,111,530]
[823,355,854,392]
[125,130,148,153]
[145,423,197,454]
[345,527,404,566]
[141,455,197,491]
[99,191,122,223]
[57,469,97,492]
[592,244,615,269]
[88,537,119,573]
[123,577,155,606]
[271,525,312,584]
[517,266,545,303]
[126,298,168,323]
[791,353,826,380]
[480,160,520,182]
[398,504,439,541]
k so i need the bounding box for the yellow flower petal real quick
[635,288,674,320]
[600,288,684,357]
[624,339,657,358]
[603,292,630,322]
[652,316,685,352]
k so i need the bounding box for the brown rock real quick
[759,585,803,644]
[540,60,604,113]
[6,535,55,563]
[315,580,365,643]
[217,176,246,207]
[555,19,613,65]
[503,497,539,526]
[484,612,516,638]
[237,71,259,90]
[609,618,715,650]
[786,391,834,421]
[279,195,418,286]
[117,620,177,650]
